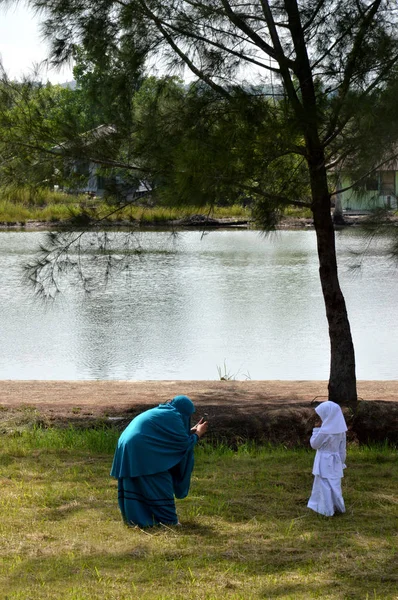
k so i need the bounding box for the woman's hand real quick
[195,421,208,438]
[191,417,208,438]
[191,417,204,432]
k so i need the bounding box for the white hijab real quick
[315,401,347,434]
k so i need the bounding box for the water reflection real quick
[0,229,396,380]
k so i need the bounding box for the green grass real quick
[283,206,313,219]
[0,428,397,600]
[0,199,79,223]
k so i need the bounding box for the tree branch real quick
[147,12,282,75]
[240,182,311,207]
[322,51,398,148]
[138,0,232,98]
[256,0,302,114]
[322,0,383,144]
[219,0,292,65]
[302,0,327,32]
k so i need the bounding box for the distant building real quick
[53,124,151,199]
[336,163,398,212]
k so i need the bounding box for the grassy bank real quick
[0,427,397,600]
[0,188,314,225]
[0,189,252,225]
[0,189,79,223]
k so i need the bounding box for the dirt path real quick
[1,380,397,445]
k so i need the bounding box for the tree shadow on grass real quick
[176,519,217,536]
[6,548,395,600]
[4,517,398,600]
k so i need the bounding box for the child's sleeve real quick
[339,433,347,468]
[310,428,328,449]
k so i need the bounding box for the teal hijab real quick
[110,395,197,498]
[169,395,195,430]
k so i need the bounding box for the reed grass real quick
[0,428,397,600]
[105,204,250,223]
[283,206,312,219]
[0,188,251,225]
[0,200,79,223]
[0,187,77,206]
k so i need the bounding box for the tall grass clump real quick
[0,186,82,206]
[5,425,119,454]
[284,206,312,218]
[0,200,33,222]
[0,188,84,222]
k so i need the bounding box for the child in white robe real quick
[307,400,347,517]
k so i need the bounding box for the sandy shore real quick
[1,379,398,409]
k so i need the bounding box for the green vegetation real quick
[0,188,83,223]
[0,189,251,225]
[283,206,313,220]
[0,427,397,599]
[0,200,75,224]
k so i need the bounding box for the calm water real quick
[0,229,396,380]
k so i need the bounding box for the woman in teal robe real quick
[110,395,206,527]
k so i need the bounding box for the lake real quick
[0,229,396,380]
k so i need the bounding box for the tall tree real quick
[3,0,398,404]
[0,63,136,193]
[0,74,89,190]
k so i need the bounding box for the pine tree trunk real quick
[311,170,357,405]
[281,0,357,404]
[297,114,357,406]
